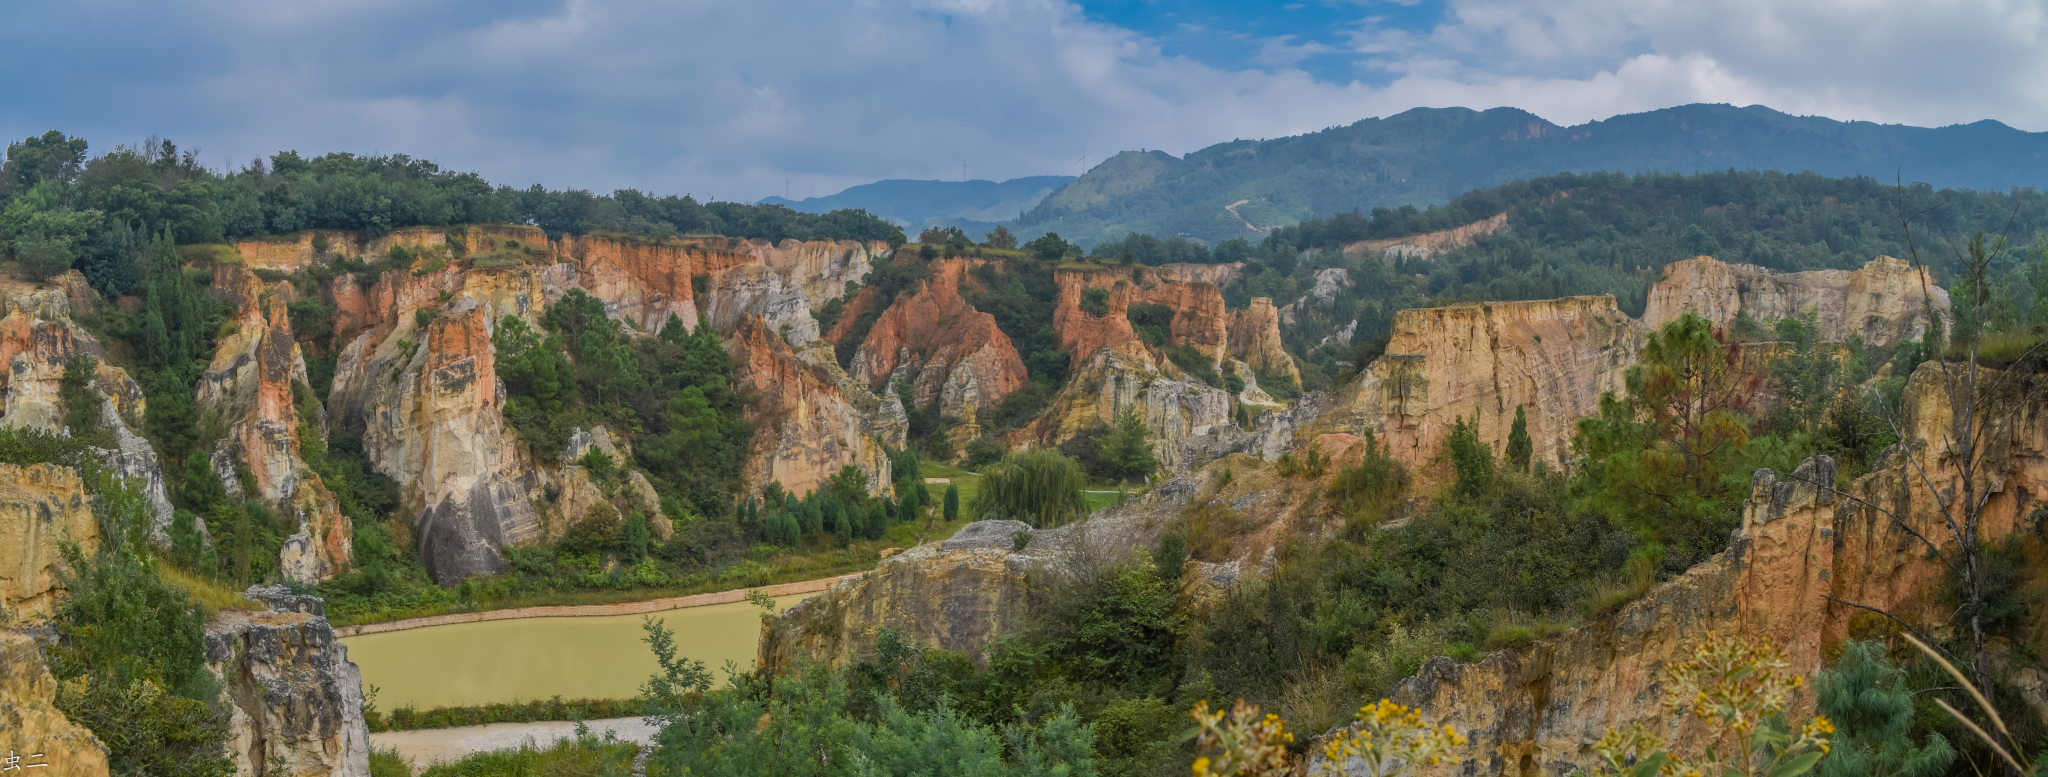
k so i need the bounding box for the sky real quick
[3,0,2044,203]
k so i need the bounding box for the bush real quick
[1080,287,1110,317]
[963,434,1007,470]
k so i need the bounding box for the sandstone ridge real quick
[1643,254,1948,346]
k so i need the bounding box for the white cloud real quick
[0,0,2042,203]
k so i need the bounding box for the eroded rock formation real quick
[849,259,1027,419]
[1374,361,2047,777]
[0,629,110,777]
[728,315,894,496]
[0,463,95,623]
[203,264,354,583]
[1226,298,1299,388]
[207,586,370,777]
[1324,296,1644,480]
[0,283,173,538]
[1342,212,1509,262]
[1020,342,1234,473]
[1643,255,1948,346]
[1053,266,1231,368]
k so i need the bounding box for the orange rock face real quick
[1322,296,1644,481]
[1643,255,1948,346]
[727,316,892,496]
[200,263,355,582]
[850,259,1027,418]
[558,234,753,334]
[1052,265,1230,369]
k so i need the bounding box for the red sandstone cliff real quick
[849,259,1027,419]
[728,315,893,496]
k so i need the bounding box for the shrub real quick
[1081,287,1110,317]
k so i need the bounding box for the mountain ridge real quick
[1013,103,2048,246]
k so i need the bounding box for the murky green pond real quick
[342,595,808,709]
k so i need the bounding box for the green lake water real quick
[342,595,808,709]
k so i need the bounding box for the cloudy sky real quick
[4,0,2043,202]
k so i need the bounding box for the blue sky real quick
[3,0,2042,203]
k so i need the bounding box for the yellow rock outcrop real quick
[0,464,96,624]
[0,630,110,777]
[1643,255,1948,346]
[1382,361,2047,776]
[1324,296,1643,480]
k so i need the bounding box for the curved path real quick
[334,572,863,637]
[372,717,657,772]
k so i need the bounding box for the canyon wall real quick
[1376,361,2046,777]
[1226,297,1299,388]
[848,259,1027,419]
[0,629,110,777]
[1643,255,1949,346]
[1053,266,1232,368]
[1019,342,1235,473]
[0,281,173,539]
[1323,296,1644,478]
[208,586,371,777]
[202,264,355,583]
[0,463,96,624]
[728,315,894,497]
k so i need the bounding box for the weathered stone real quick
[731,238,888,309]
[0,629,110,777]
[1021,343,1233,473]
[1360,360,2047,777]
[700,264,819,344]
[849,259,1027,419]
[0,464,96,624]
[728,315,893,497]
[208,587,370,777]
[1227,297,1299,388]
[1643,255,1948,346]
[1342,212,1508,262]
[1054,266,1231,368]
[1323,296,1644,484]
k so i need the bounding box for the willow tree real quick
[968,448,1088,528]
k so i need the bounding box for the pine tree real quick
[943,484,959,523]
[866,501,888,540]
[1506,404,1533,474]
[1095,408,1158,483]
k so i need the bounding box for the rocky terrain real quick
[845,258,1027,419]
[207,586,371,777]
[1376,360,2046,776]
[1643,254,1948,346]
[0,463,97,623]
[0,629,109,777]
[1318,295,1644,479]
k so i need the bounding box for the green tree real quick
[1571,312,1756,546]
[943,483,960,523]
[968,448,1088,528]
[1767,307,1840,437]
[4,130,89,188]
[1446,410,1494,498]
[1813,641,1955,777]
[1094,408,1158,483]
[1506,404,1533,474]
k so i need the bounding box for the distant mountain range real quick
[1008,103,2048,247]
[759,175,1074,231]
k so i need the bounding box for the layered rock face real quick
[237,224,551,274]
[1643,255,1949,346]
[555,234,749,335]
[1375,361,2047,777]
[696,264,820,344]
[727,315,894,497]
[1324,296,1643,477]
[0,283,173,538]
[202,264,354,583]
[0,463,95,623]
[0,629,110,777]
[849,259,1027,419]
[731,238,887,308]
[764,520,1042,670]
[1342,211,1508,262]
[1020,343,1234,473]
[327,267,554,585]
[1226,298,1299,388]
[208,587,371,777]
[1053,266,1231,368]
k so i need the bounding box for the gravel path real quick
[371,717,659,771]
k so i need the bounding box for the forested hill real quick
[0,132,903,296]
[1015,103,2048,247]
[759,175,1075,229]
